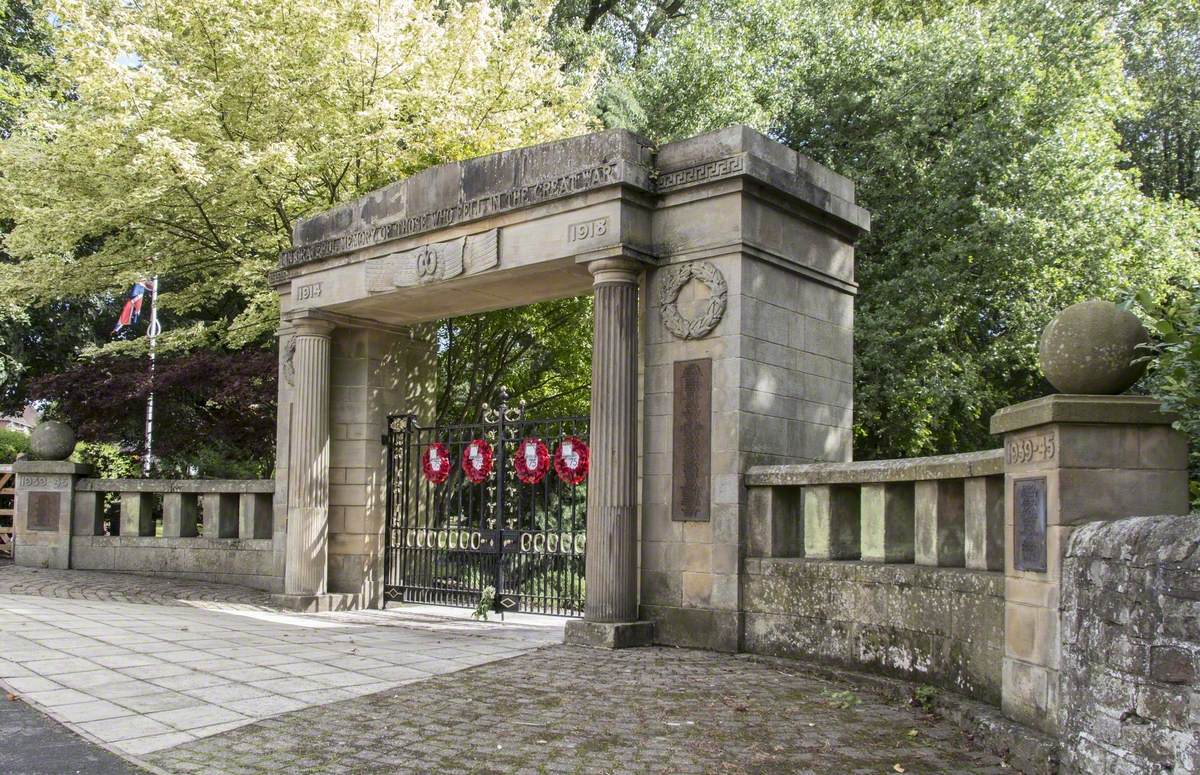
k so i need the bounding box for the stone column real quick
[282,315,335,599]
[565,257,653,648]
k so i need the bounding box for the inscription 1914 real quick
[672,359,712,522]
[1014,477,1048,572]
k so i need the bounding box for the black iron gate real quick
[384,392,588,616]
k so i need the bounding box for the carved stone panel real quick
[365,229,499,292]
[657,262,728,340]
[27,491,61,532]
[1013,477,1047,572]
[672,359,712,522]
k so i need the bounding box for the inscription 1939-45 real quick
[1014,477,1047,572]
[672,359,711,522]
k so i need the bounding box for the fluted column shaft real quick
[585,258,641,623]
[285,317,335,596]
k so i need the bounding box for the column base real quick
[564,619,655,649]
[270,592,362,613]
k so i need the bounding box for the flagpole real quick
[143,275,161,477]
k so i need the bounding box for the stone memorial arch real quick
[269,125,868,648]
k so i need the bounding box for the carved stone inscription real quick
[27,491,61,532]
[1006,429,1057,466]
[1014,477,1048,572]
[672,359,712,522]
[280,162,619,267]
[567,217,609,242]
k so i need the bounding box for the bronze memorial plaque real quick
[26,491,61,532]
[672,358,712,522]
[1013,477,1047,572]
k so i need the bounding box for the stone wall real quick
[1059,515,1200,773]
[743,558,1005,703]
[69,536,279,592]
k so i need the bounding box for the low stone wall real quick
[1059,515,1200,773]
[743,558,1004,703]
[70,535,280,593]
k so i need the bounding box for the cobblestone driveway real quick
[148,646,1012,775]
[0,565,275,608]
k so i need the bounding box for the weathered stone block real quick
[72,491,104,537]
[162,493,199,538]
[965,475,1004,571]
[860,482,914,563]
[201,493,239,538]
[803,485,860,560]
[914,479,965,567]
[239,492,273,539]
[746,485,802,558]
[120,492,155,538]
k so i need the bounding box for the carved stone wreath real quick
[657,261,728,340]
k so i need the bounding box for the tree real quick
[0,0,52,137]
[1114,0,1200,202]
[0,0,595,357]
[438,297,593,424]
[30,349,278,476]
[1136,284,1200,505]
[627,0,1200,458]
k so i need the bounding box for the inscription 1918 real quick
[1014,477,1048,572]
[672,359,712,522]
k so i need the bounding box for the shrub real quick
[0,428,30,462]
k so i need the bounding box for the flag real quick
[113,280,154,333]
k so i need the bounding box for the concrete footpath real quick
[0,565,561,767]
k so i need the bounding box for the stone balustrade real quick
[11,468,282,593]
[73,478,275,540]
[745,449,1005,569]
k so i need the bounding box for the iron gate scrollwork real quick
[384,392,588,616]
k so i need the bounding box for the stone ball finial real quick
[29,421,77,461]
[1038,300,1150,395]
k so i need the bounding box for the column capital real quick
[285,310,336,338]
[586,257,642,287]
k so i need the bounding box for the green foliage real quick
[823,689,860,710]
[912,685,940,713]
[0,0,53,136]
[626,0,1200,458]
[438,297,593,423]
[1114,0,1200,201]
[472,585,497,620]
[0,427,28,462]
[0,0,596,358]
[72,441,138,479]
[1135,284,1200,506]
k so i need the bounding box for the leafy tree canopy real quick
[1114,0,1200,201]
[0,0,596,358]
[625,0,1200,458]
[31,349,277,477]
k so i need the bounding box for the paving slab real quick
[0,566,562,761]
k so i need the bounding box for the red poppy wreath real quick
[461,438,494,484]
[554,436,590,485]
[421,442,452,485]
[513,438,550,484]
